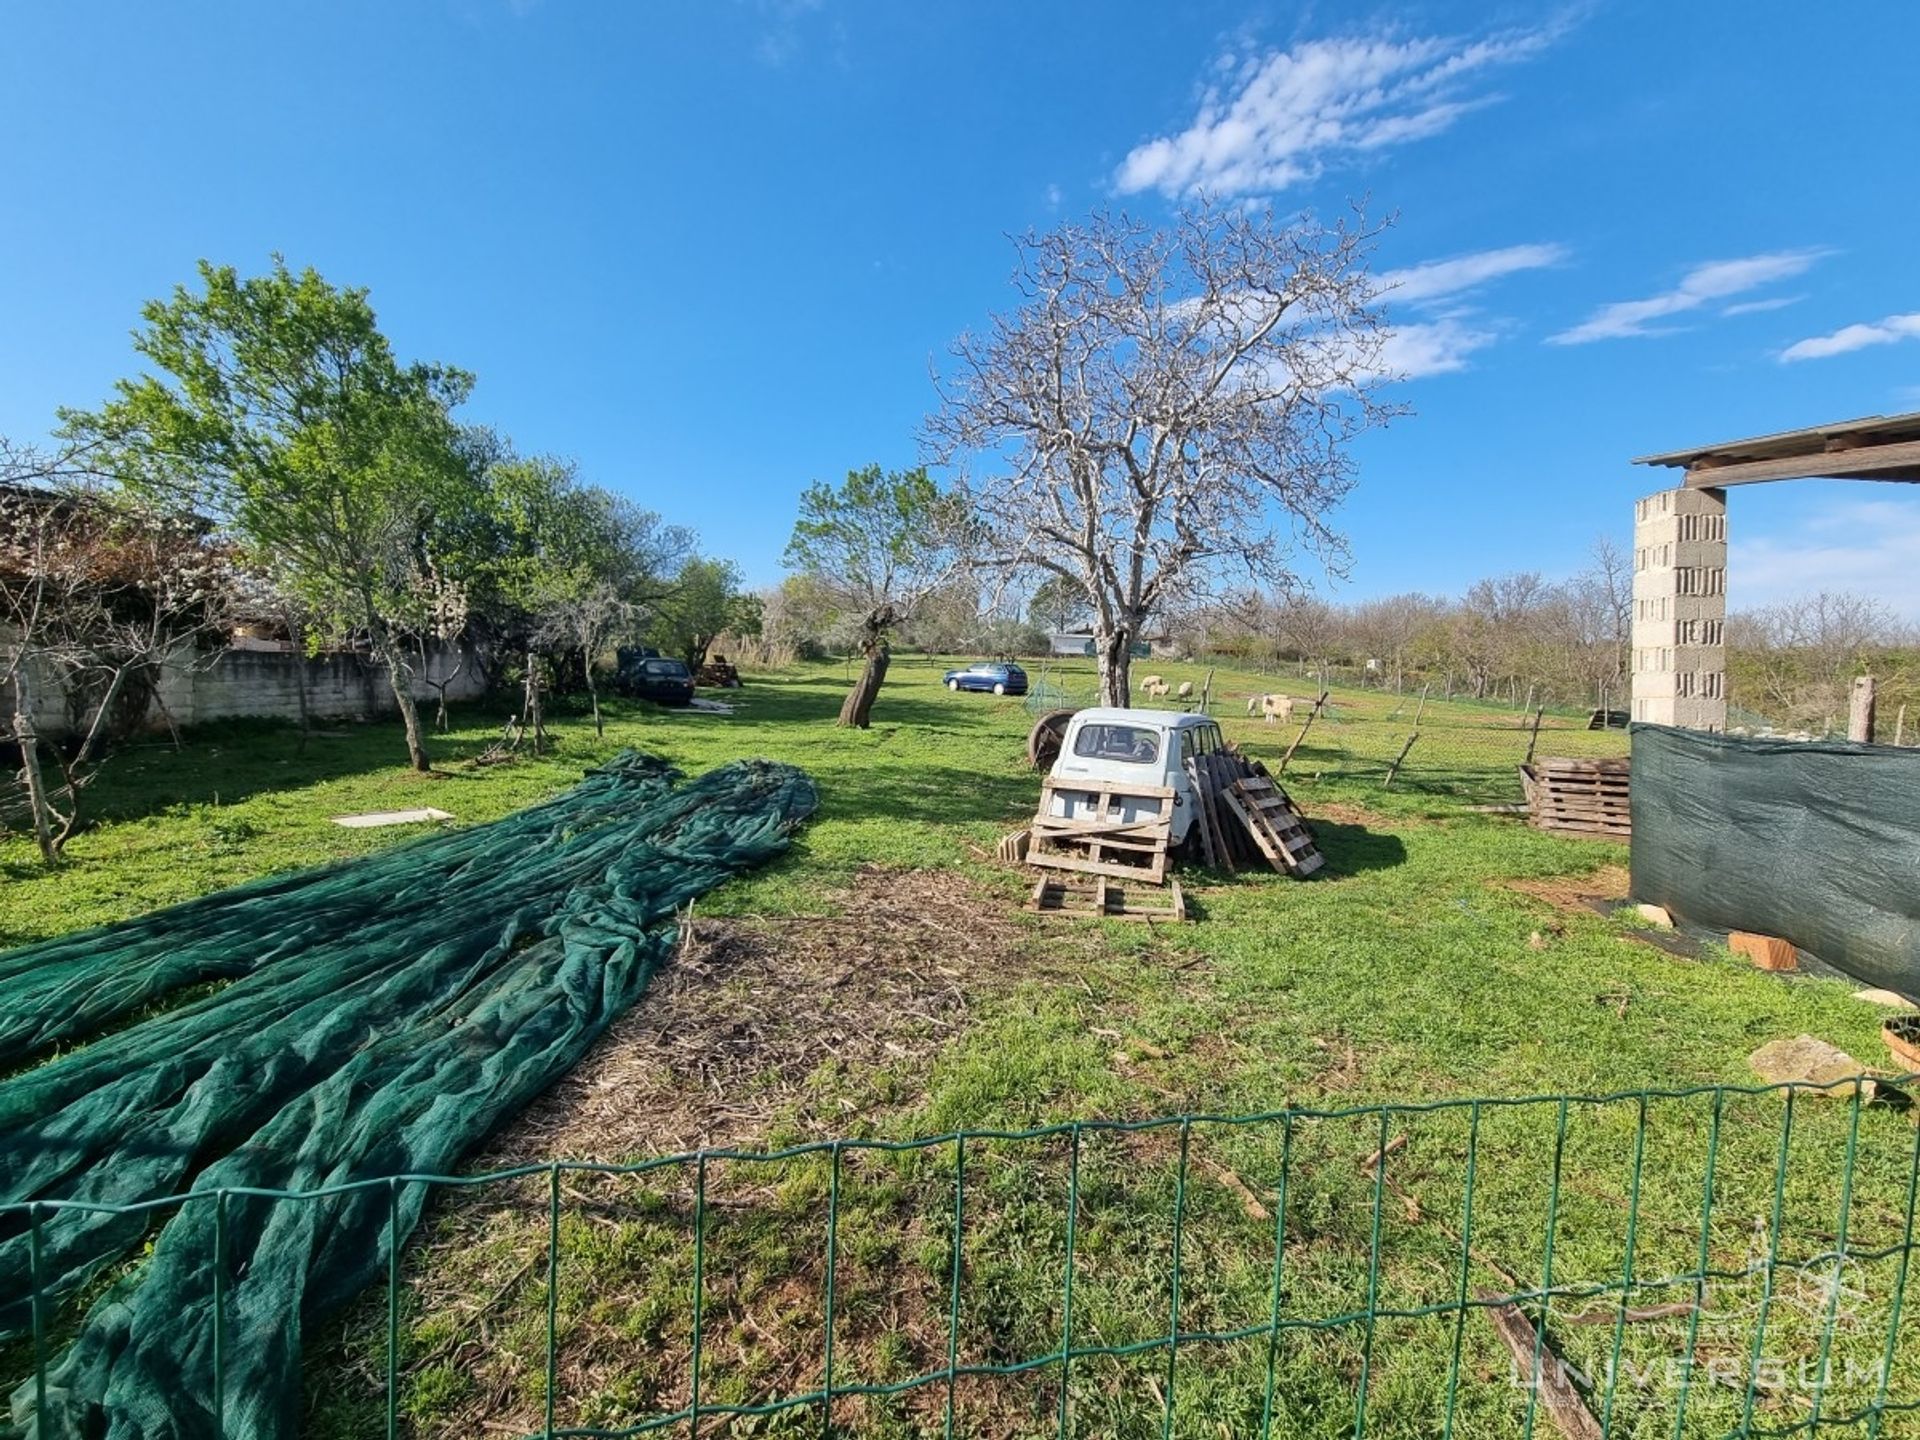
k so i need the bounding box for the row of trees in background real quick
[4,262,755,857]
[11,210,1911,800]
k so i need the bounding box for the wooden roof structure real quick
[1635,410,1920,488]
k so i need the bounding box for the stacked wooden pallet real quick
[1222,774,1325,876]
[1183,749,1324,878]
[1028,873,1187,923]
[1026,777,1184,921]
[1523,756,1631,839]
[1028,778,1177,883]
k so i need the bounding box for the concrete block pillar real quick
[1631,487,1727,730]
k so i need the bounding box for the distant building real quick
[1046,631,1154,659]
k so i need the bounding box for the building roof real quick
[1634,410,1920,487]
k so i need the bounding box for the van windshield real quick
[1072,723,1160,765]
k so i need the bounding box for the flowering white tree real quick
[926,202,1397,705]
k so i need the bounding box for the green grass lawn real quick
[5,658,1915,1439]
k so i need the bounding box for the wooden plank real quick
[1203,753,1239,870]
[1679,438,1920,488]
[1028,838,1169,884]
[1181,757,1220,870]
[1477,1295,1605,1440]
[1028,875,1188,923]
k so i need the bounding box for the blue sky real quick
[5,1,1919,614]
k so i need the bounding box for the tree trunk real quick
[370,627,429,772]
[291,624,312,753]
[525,649,546,755]
[392,674,429,772]
[588,672,603,739]
[11,664,57,865]
[837,642,890,728]
[1095,627,1134,707]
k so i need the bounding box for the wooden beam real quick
[1850,675,1877,743]
[1685,439,1920,488]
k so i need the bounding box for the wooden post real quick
[1849,675,1877,743]
[1896,703,1907,747]
[1384,732,1419,788]
[1523,706,1546,767]
[1413,682,1431,727]
[1198,666,1215,715]
[1277,689,1330,775]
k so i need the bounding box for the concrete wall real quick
[1631,487,1728,730]
[5,640,488,738]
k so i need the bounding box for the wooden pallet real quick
[1181,755,1232,872]
[1028,779,1175,883]
[1028,874,1187,923]
[1526,757,1630,839]
[1222,776,1325,876]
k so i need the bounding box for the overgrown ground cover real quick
[4,659,1915,1438]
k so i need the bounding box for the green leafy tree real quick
[650,556,756,672]
[61,259,474,770]
[783,463,968,728]
[483,452,691,739]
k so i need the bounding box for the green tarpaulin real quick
[0,753,816,1440]
[1629,723,1920,995]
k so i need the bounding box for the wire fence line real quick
[1022,664,1628,805]
[8,1076,1918,1438]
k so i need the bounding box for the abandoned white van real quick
[1045,707,1227,847]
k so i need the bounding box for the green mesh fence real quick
[0,754,817,1440]
[10,1077,1919,1438]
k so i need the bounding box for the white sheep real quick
[1248,693,1296,726]
[1176,680,1194,700]
[1141,678,1170,699]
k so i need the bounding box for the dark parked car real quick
[942,661,1028,696]
[614,654,696,706]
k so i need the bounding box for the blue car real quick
[943,661,1028,696]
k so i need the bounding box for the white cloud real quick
[1115,24,1561,198]
[1377,243,1567,306]
[1721,294,1802,317]
[1378,317,1498,378]
[1731,497,1920,619]
[1779,312,1920,363]
[1548,249,1829,345]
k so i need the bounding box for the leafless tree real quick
[1728,590,1909,731]
[926,201,1397,705]
[1566,536,1632,707]
[2,472,232,861]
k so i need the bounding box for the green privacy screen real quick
[1629,724,1920,995]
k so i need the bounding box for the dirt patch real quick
[474,865,1059,1164]
[313,866,1092,1438]
[1303,798,1400,830]
[1502,863,1631,914]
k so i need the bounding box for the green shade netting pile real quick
[0,753,817,1440]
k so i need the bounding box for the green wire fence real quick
[9,1075,1920,1439]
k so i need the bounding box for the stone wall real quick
[5,640,488,738]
